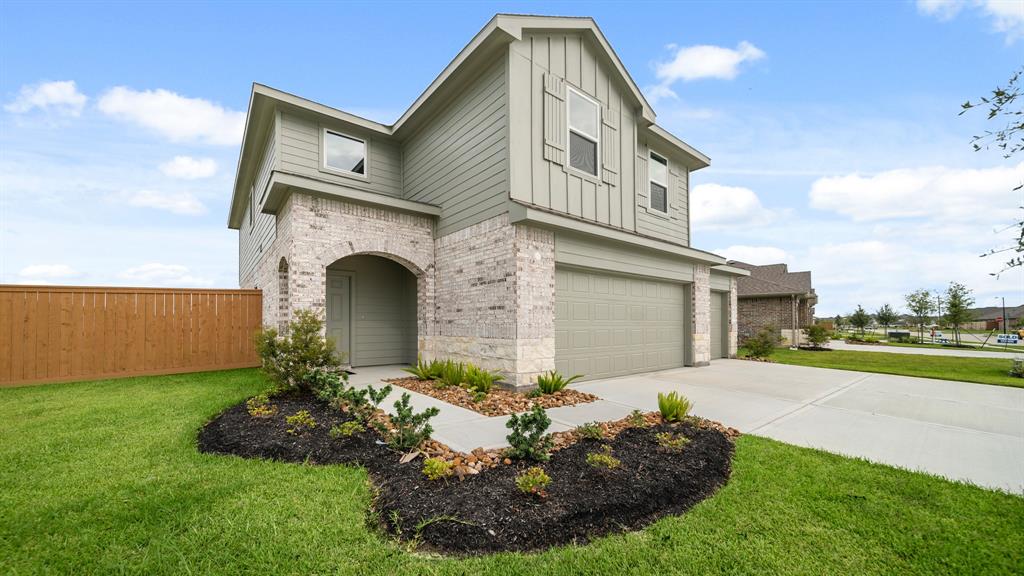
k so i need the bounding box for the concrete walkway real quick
[347,361,1024,494]
[829,339,1022,359]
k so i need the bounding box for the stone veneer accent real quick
[728,277,739,358]
[691,264,711,366]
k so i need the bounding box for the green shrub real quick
[585,445,621,469]
[338,383,392,424]
[285,410,316,435]
[743,326,780,359]
[803,324,832,347]
[575,422,603,440]
[438,361,466,388]
[526,388,543,399]
[386,393,440,450]
[403,356,440,381]
[254,309,342,394]
[329,421,365,439]
[1011,358,1024,378]
[421,457,452,481]
[655,431,690,451]
[657,391,692,422]
[505,404,553,461]
[464,364,501,394]
[535,370,583,394]
[245,394,276,418]
[311,367,347,403]
[515,466,551,497]
[628,409,648,428]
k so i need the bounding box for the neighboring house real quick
[964,304,1023,331]
[730,261,816,344]
[227,14,748,386]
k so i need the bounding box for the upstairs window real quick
[324,130,366,175]
[567,88,599,176]
[649,152,668,213]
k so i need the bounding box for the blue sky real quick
[1,0,1022,316]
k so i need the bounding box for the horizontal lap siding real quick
[0,286,262,387]
[279,112,404,198]
[240,125,278,287]
[403,56,508,236]
[636,137,689,246]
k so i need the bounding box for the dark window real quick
[569,131,597,175]
[650,181,667,213]
[568,89,599,176]
[649,153,668,213]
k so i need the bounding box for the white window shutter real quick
[601,106,619,186]
[543,73,566,165]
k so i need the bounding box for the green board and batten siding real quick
[403,56,509,237]
[507,30,689,247]
[239,123,278,287]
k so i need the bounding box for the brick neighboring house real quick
[729,261,816,345]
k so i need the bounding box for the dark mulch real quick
[198,394,735,555]
[797,345,833,352]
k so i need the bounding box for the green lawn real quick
[757,348,1024,389]
[1,370,1021,575]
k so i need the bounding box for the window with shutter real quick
[543,73,566,164]
[567,87,600,177]
[649,152,668,213]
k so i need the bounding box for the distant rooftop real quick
[729,261,814,298]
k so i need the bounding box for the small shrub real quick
[526,388,543,399]
[403,356,438,381]
[310,367,347,403]
[585,445,621,469]
[628,409,648,428]
[803,324,832,348]
[285,410,316,435]
[658,391,692,422]
[515,466,551,498]
[1011,358,1024,378]
[535,370,583,394]
[339,384,392,424]
[329,421,365,438]
[438,361,466,388]
[575,422,603,440]
[471,390,487,403]
[245,394,276,418]
[421,457,452,481]
[464,364,501,395]
[254,309,342,394]
[655,431,690,451]
[367,383,392,407]
[505,404,553,461]
[386,393,441,450]
[743,325,780,359]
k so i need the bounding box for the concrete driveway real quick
[574,360,1024,494]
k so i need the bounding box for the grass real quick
[1,370,1022,575]
[754,347,1024,388]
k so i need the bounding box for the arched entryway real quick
[325,254,418,367]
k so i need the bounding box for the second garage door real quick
[710,291,725,359]
[555,267,686,381]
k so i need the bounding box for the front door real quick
[326,273,352,364]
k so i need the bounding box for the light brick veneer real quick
[728,277,739,358]
[691,264,711,366]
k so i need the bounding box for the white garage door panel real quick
[555,267,686,381]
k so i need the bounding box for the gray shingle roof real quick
[729,261,814,298]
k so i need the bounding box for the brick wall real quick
[737,295,815,342]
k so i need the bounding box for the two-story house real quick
[227,14,748,387]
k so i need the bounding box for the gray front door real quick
[555,267,686,381]
[710,291,725,359]
[326,273,351,364]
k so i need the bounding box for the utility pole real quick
[1002,296,1007,334]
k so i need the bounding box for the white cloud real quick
[809,162,1024,223]
[159,156,217,179]
[655,41,765,84]
[4,80,87,116]
[123,190,206,215]
[691,183,780,230]
[118,263,212,287]
[715,245,790,265]
[16,264,81,284]
[97,87,245,145]
[917,0,1024,42]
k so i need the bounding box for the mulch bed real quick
[386,376,600,416]
[797,345,832,352]
[198,393,735,555]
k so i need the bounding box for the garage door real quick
[710,291,725,359]
[555,267,686,381]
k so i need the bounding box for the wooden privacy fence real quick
[0,285,263,387]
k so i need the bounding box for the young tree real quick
[875,304,899,336]
[848,305,872,337]
[833,314,845,334]
[905,289,934,343]
[943,282,976,346]
[960,67,1023,273]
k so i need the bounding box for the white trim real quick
[648,151,669,214]
[566,86,600,178]
[321,128,368,179]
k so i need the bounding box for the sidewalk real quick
[829,340,1022,359]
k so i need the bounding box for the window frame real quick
[647,151,669,215]
[321,128,368,179]
[565,86,601,178]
